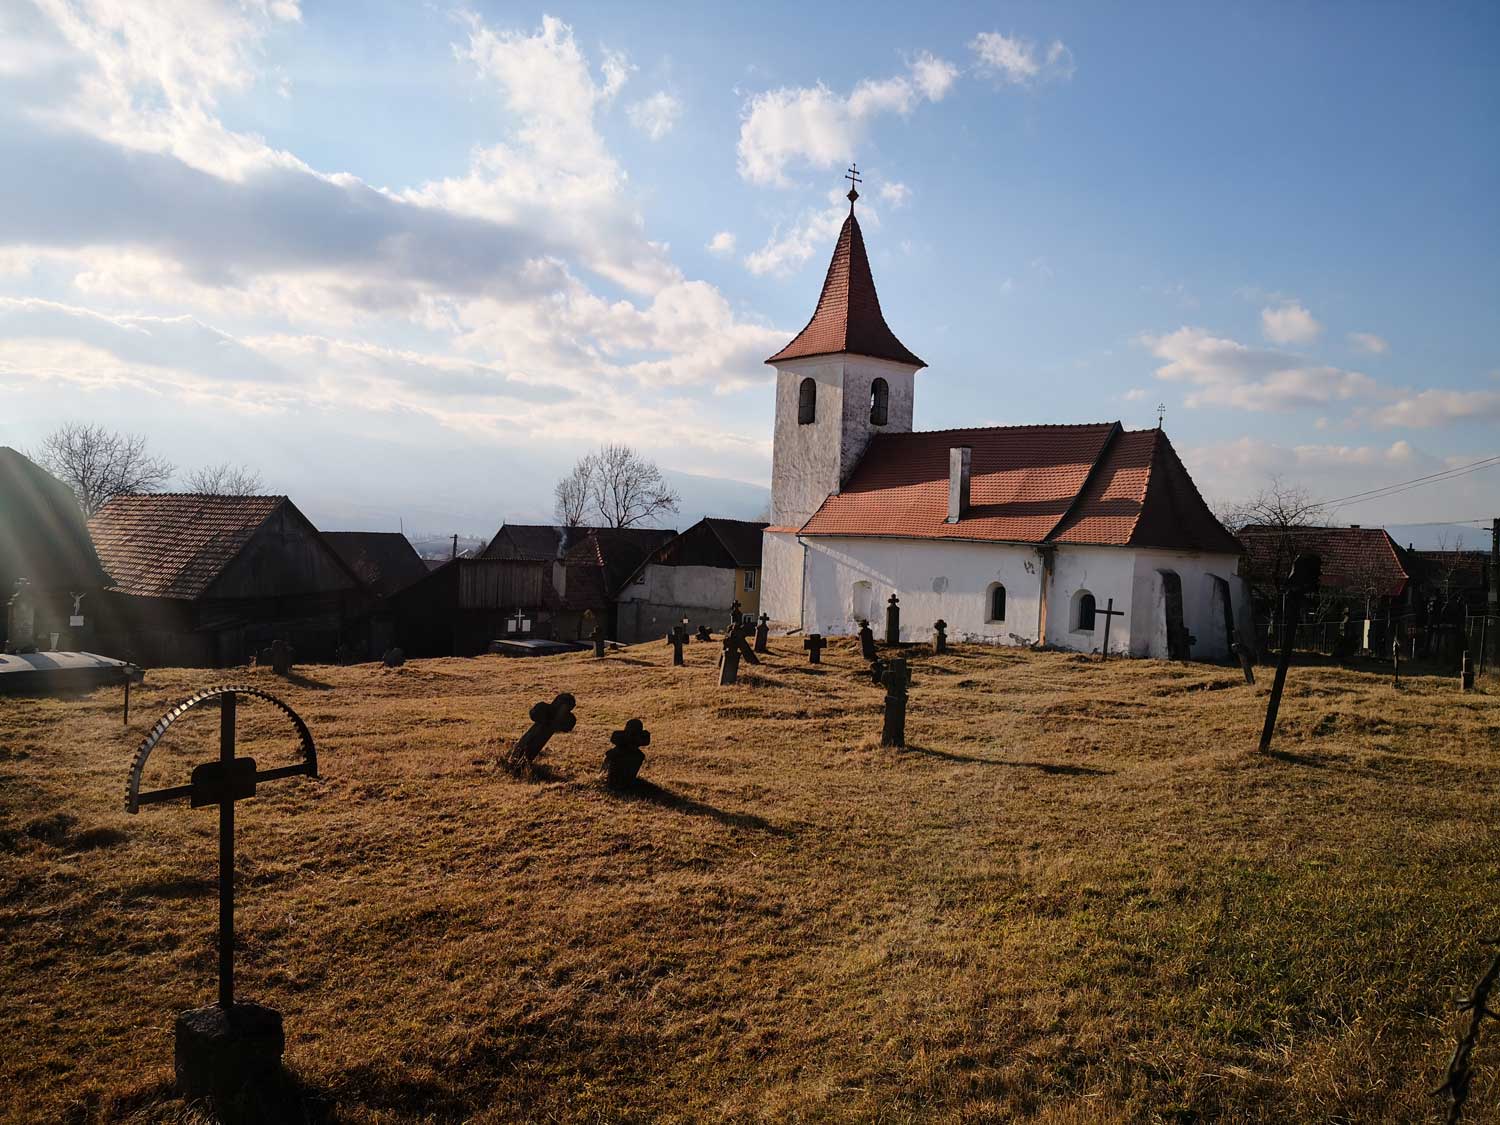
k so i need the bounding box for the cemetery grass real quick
[2,643,1499,1123]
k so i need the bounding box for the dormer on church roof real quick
[765,199,925,369]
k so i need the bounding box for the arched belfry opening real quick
[870,377,889,425]
[798,378,816,425]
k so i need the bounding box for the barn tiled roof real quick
[479,524,580,561]
[322,532,429,598]
[0,446,113,591]
[1238,525,1414,598]
[564,527,677,596]
[766,211,925,368]
[799,424,1242,553]
[88,494,284,600]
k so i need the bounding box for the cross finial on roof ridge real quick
[845,162,861,210]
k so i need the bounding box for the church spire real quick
[765,169,925,369]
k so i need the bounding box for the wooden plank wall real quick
[458,560,545,609]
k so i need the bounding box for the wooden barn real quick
[0,446,113,652]
[387,556,550,657]
[87,494,369,667]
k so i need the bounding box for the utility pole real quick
[1489,517,1498,670]
[451,533,458,560]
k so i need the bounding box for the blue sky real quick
[1,1,1496,540]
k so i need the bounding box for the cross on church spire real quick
[845,162,861,209]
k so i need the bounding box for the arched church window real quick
[1075,591,1096,632]
[986,583,1006,622]
[869,377,889,425]
[798,378,816,425]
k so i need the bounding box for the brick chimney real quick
[946,447,972,524]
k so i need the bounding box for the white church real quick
[759,185,1250,660]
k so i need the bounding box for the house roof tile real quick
[1238,525,1413,597]
[322,532,429,598]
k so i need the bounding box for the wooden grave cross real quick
[124,686,319,1011]
[1096,598,1125,660]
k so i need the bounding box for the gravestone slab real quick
[932,619,947,655]
[666,625,686,666]
[858,620,877,661]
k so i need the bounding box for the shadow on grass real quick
[277,669,335,691]
[104,1065,335,1124]
[612,780,785,834]
[900,744,1112,775]
[123,874,217,901]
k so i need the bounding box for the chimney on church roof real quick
[946,446,972,524]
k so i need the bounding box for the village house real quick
[760,189,1248,660]
[87,493,369,667]
[614,517,766,643]
[0,447,113,652]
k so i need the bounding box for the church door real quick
[1209,576,1235,660]
[1161,571,1190,660]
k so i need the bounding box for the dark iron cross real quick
[125,686,318,1010]
[1259,553,1321,753]
[1096,597,1125,660]
[845,162,861,206]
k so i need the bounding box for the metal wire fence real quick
[1250,609,1499,676]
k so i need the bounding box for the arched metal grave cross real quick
[125,685,319,1010]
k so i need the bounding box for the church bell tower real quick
[765,167,926,530]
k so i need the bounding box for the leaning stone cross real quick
[1096,597,1125,660]
[124,686,319,1100]
[666,625,686,666]
[804,633,827,664]
[932,619,947,654]
[881,657,910,748]
[885,594,901,646]
[604,718,650,789]
[1259,553,1321,753]
[754,613,770,653]
[508,692,577,772]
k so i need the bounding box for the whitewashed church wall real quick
[1043,547,1140,654]
[760,532,805,629]
[800,537,1044,645]
[768,359,847,528]
[1126,549,1246,660]
[836,356,916,484]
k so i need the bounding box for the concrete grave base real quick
[174,1002,285,1102]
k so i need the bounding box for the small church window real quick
[987,582,1006,622]
[870,377,889,425]
[798,378,816,425]
[1076,591,1097,632]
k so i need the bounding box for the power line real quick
[1321,454,1500,507]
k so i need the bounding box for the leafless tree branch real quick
[184,462,265,495]
[555,444,680,529]
[31,423,174,516]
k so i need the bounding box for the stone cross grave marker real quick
[508,692,577,772]
[933,619,947,654]
[1096,597,1125,660]
[591,625,606,658]
[382,647,405,667]
[6,578,37,654]
[696,624,713,643]
[124,686,319,1101]
[1231,632,1256,685]
[885,594,901,646]
[666,625,686,666]
[1392,637,1402,688]
[729,599,743,629]
[868,656,887,685]
[881,657,910,748]
[858,620,877,661]
[604,718,650,788]
[803,633,826,664]
[754,613,770,653]
[270,638,293,677]
[1259,553,1321,753]
[719,629,742,685]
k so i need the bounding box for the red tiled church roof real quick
[798,424,1242,554]
[766,211,925,369]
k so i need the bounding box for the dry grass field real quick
[2,639,1499,1123]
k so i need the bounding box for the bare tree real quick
[1226,476,1329,602]
[553,444,681,529]
[32,423,174,516]
[553,455,595,528]
[185,462,265,495]
[588,443,680,528]
[1431,530,1468,600]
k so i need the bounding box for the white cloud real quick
[736,52,957,185]
[1142,326,1375,411]
[1122,387,1148,401]
[969,32,1074,85]
[706,231,736,255]
[1348,331,1389,354]
[1260,301,1322,345]
[1366,389,1500,428]
[627,90,682,140]
[879,181,911,207]
[744,190,875,277]
[910,51,959,100]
